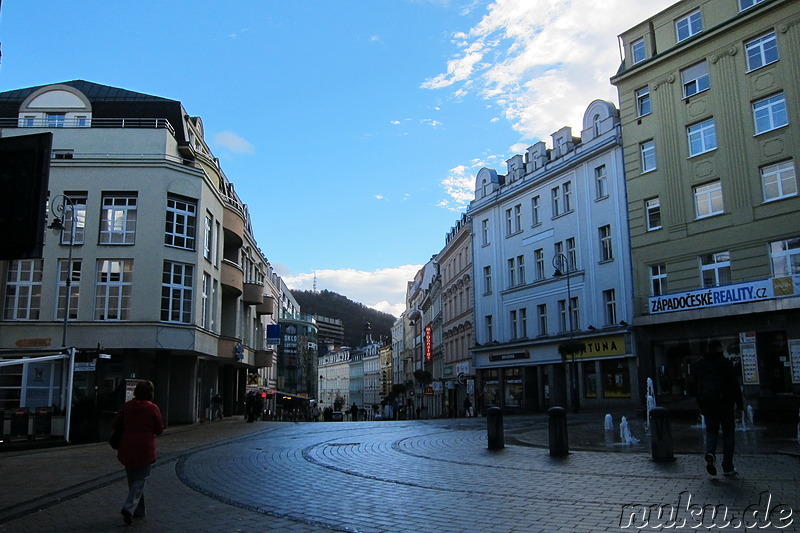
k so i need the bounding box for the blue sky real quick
[0,0,674,316]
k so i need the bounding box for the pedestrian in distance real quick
[693,339,744,477]
[350,402,359,421]
[463,397,473,417]
[111,380,165,525]
[211,392,223,421]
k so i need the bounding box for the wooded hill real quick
[290,289,396,348]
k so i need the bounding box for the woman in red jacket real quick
[111,380,164,525]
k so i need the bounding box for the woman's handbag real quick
[109,406,124,450]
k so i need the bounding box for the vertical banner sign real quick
[789,339,800,384]
[267,324,281,345]
[424,324,433,362]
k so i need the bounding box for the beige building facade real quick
[611,0,800,416]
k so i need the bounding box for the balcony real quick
[255,349,275,368]
[222,202,244,248]
[220,260,243,296]
[243,282,264,305]
[0,117,176,135]
[256,295,276,316]
[218,336,242,360]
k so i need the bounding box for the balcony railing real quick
[0,117,176,136]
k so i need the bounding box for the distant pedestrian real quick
[112,380,164,525]
[211,392,223,421]
[245,391,257,422]
[311,403,321,422]
[350,402,359,421]
[463,397,473,417]
[693,339,744,476]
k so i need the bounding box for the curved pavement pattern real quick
[1,417,798,532]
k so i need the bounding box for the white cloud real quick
[375,194,385,200]
[390,120,401,125]
[213,131,255,155]
[437,153,507,210]
[424,0,676,141]
[281,265,424,317]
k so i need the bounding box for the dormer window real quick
[593,114,601,136]
[676,10,702,42]
[631,38,646,64]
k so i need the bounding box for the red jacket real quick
[112,398,165,468]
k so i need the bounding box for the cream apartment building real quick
[611,0,800,416]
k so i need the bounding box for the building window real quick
[203,213,214,261]
[485,315,493,343]
[602,360,631,398]
[46,113,66,128]
[570,297,579,333]
[3,259,42,320]
[681,61,710,98]
[593,114,602,136]
[739,0,765,11]
[687,119,717,156]
[650,264,668,296]
[746,32,778,72]
[100,194,137,244]
[554,241,564,263]
[56,259,81,320]
[551,187,562,217]
[537,304,548,336]
[60,192,87,245]
[201,272,211,329]
[161,261,193,323]
[603,289,617,326]
[95,259,133,320]
[558,300,568,333]
[505,204,522,235]
[507,255,524,287]
[481,219,489,246]
[635,87,651,117]
[595,165,608,199]
[534,249,545,280]
[520,308,528,338]
[631,38,646,64]
[599,225,613,262]
[770,237,800,276]
[514,204,522,233]
[563,182,573,212]
[694,180,724,218]
[753,93,788,135]
[165,195,197,250]
[761,160,797,202]
[641,140,656,172]
[646,197,662,230]
[483,266,492,294]
[566,237,577,270]
[676,10,702,42]
[531,196,541,226]
[510,310,518,339]
[700,252,731,288]
[505,208,513,236]
[517,255,525,285]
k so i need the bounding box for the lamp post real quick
[553,253,579,413]
[48,194,76,347]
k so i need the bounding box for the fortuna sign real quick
[648,276,798,314]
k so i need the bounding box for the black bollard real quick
[649,406,675,462]
[486,407,504,450]
[548,406,569,457]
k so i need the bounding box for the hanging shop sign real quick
[648,276,799,314]
[424,324,433,362]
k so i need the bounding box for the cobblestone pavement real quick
[0,415,798,532]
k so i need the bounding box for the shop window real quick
[584,363,598,398]
[602,360,631,398]
[504,368,523,408]
[483,369,500,408]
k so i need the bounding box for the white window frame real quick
[60,193,87,245]
[700,252,731,288]
[531,196,541,226]
[510,310,518,339]
[688,119,717,157]
[558,299,568,333]
[516,254,525,285]
[161,261,194,324]
[201,272,211,329]
[520,308,528,338]
[603,289,617,326]
[537,304,548,336]
[56,259,81,321]
[694,181,724,218]
[563,182,573,213]
[650,264,668,296]
[100,194,137,244]
[3,259,42,320]
[485,315,493,343]
[770,238,800,277]
[646,197,662,231]
[566,237,577,271]
[481,219,489,246]
[484,266,492,294]
[739,0,765,12]
[165,195,197,250]
[595,165,608,199]
[203,213,214,261]
[599,225,613,262]
[682,61,710,98]
[641,141,656,172]
[551,187,562,217]
[753,93,788,135]
[761,160,797,202]
[676,10,703,42]
[635,87,651,117]
[746,32,778,72]
[534,249,545,280]
[505,208,513,236]
[631,38,646,64]
[95,259,133,320]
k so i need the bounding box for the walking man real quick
[693,339,744,476]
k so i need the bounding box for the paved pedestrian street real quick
[0,416,797,532]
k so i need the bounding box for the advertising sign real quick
[424,324,432,362]
[648,276,798,314]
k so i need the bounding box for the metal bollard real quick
[486,407,504,450]
[548,406,569,457]
[649,407,675,462]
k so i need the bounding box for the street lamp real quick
[553,253,579,413]
[48,194,76,347]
